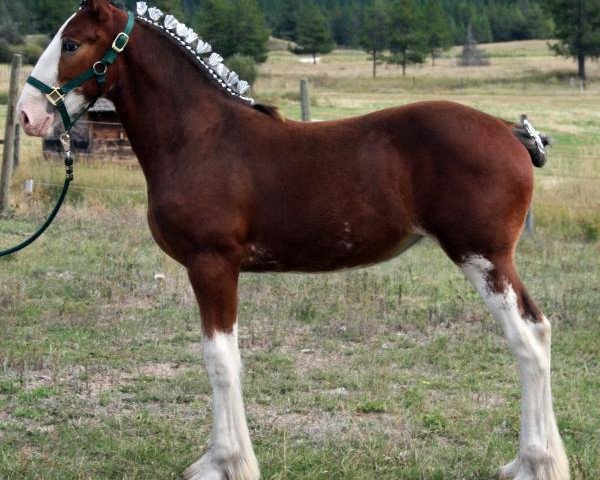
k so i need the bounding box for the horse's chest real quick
[147,207,186,263]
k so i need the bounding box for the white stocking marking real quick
[461,256,569,480]
[184,326,259,480]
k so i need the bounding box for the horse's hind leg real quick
[184,254,259,480]
[458,253,569,480]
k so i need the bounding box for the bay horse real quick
[17,1,569,479]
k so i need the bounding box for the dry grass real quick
[0,64,32,97]
[257,41,599,95]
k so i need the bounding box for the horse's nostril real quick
[20,110,31,127]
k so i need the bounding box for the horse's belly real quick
[242,226,422,273]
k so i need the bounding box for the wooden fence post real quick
[300,78,311,122]
[13,124,20,169]
[1,54,22,215]
[525,208,534,235]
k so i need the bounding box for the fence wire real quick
[3,105,599,214]
[34,181,146,195]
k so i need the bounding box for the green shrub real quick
[22,43,43,65]
[226,54,259,86]
[0,39,13,63]
[356,400,387,414]
[0,22,22,45]
[28,34,50,50]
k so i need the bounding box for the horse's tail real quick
[505,115,551,168]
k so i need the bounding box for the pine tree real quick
[232,0,270,63]
[423,0,452,66]
[0,0,23,44]
[32,0,74,35]
[359,0,390,78]
[522,1,553,40]
[272,0,300,41]
[388,0,426,76]
[471,11,493,44]
[331,3,360,48]
[196,0,269,63]
[196,0,234,56]
[292,3,335,64]
[545,0,600,86]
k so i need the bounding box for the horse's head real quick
[17,0,128,137]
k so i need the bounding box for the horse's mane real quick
[124,2,281,120]
[251,104,284,121]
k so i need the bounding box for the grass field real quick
[1,40,599,479]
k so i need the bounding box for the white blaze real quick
[17,14,86,136]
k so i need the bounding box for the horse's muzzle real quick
[17,91,55,137]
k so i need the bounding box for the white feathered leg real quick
[461,256,569,480]
[184,326,259,480]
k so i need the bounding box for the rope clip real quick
[59,133,72,153]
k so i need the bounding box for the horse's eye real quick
[62,40,80,53]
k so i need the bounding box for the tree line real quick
[0,0,599,83]
[264,0,553,47]
[0,0,554,45]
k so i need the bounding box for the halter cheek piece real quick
[26,11,135,133]
[0,12,134,258]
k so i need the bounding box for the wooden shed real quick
[43,98,134,160]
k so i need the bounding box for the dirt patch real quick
[23,372,55,390]
[185,342,203,356]
[249,405,409,444]
[136,363,188,379]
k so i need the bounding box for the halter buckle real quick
[46,87,65,107]
[93,61,108,76]
[112,32,130,53]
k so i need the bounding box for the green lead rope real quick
[0,12,134,258]
[0,176,71,258]
[1,119,83,259]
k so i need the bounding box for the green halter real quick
[26,11,135,132]
[0,12,134,258]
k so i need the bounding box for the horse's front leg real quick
[184,254,259,480]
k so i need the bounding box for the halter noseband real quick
[26,11,135,133]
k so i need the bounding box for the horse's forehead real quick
[57,13,79,37]
[50,13,79,49]
[29,13,77,84]
[62,10,98,37]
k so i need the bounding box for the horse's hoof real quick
[183,451,260,480]
[183,456,223,480]
[497,450,570,480]
[498,457,520,479]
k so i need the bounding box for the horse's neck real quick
[109,22,237,178]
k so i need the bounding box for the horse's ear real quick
[85,0,112,22]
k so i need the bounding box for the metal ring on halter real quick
[93,61,108,76]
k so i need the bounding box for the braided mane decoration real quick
[135,1,254,104]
